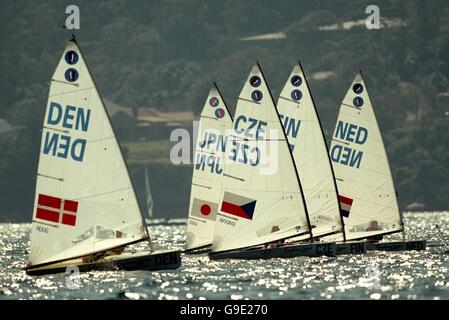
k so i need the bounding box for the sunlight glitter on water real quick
[0,212,448,300]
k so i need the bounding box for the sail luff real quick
[74,38,151,244]
[256,61,313,241]
[358,71,404,235]
[298,60,346,241]
[276,62,344,241]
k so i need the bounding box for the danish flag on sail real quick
[35,194,78,226]
[339,195,353,218]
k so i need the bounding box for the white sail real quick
[276,63,343,240]
[28,39,148,267]
[185,85,233,250]
[211,63,311,253]
[329,72,403,241]
[144,164,154,220]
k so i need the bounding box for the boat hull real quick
[26,249,181,276]
[209,242,336,260]
[367,240,426,252]
[183,245,211,255]
[335,242,368,255]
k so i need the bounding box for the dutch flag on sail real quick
[339,195,353,218]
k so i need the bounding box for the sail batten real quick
[28,40,148,267]
[329,72,402,241]
[211,63,311,253]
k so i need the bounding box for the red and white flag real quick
[35,194,78,226]
[190,198,217,221]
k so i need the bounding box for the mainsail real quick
[276,63,344,240]
[329,72,403,241]
[211,63,311,253]
[28,38,148,267]
[185,85,233,251]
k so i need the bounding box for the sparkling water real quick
[0,212,448,300]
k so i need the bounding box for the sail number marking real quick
[230,115,267,167]
[330,120,368,169]
[43,102,91,162]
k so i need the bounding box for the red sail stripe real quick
[38,194,61,209]
[339,195,353,206]
[36,208,60,223]
[221,201,251,220]
[62,214,76,226]
[64,200,78,213]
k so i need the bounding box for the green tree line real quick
[0,0,448,220]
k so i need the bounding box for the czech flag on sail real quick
[221,192,256,220]
[35,194,78,226]
[339,195,353,218]
[191,198,217,221]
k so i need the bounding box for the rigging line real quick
[37,173,64,182]
[341,102,365,111]
[42,126,70,134]
[238,97,261,105]
[50,79,80,87]
[194,149,217,156]
[279,95,301,104]
[339,109,380,127]
[223,174,245,182]
[331,138,350,145]
[335,174,393,192]
[48,85,94,97]
[192,183,212,189]
[69,187,135,202]
[32,220,59,228]
[200,115,219,121]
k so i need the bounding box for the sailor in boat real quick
[81,245,126,264]
[366,220,383,242]
[264,226,286,249]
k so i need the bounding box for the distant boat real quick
[184,84,233,254]
[328,71,426,252]
[209,63,336,260]
[24,36,181,275]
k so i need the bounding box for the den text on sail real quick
[43,102,91,162]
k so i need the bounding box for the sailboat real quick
[184,84,233,254]
[275,62,365,255]
[328,71,426,252]
[144,164,154,221]
[209,63,336,260]
[24,36,181,275]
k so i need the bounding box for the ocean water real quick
[0,212,448,300]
